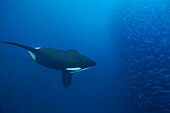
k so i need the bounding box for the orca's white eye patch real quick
[68,67,91,73]
[66,67,81,71]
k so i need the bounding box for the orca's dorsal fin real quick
[62,70,72,87]
[67,49,79,55]
[2,41,36,53]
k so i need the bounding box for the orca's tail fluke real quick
[2,41,36,52]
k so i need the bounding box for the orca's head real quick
[78,55,96,68]
[66,55,96,73]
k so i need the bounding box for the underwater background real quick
[0,0,169,113]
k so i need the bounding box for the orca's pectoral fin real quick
[62,70,72,87]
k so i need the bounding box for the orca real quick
[2,41,96,87]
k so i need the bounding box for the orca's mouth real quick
[93,61,97,66]
[91,61,96,66]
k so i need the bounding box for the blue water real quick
[0,0,169,113]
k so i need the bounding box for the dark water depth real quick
[0,0,169,113]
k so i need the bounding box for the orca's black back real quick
[35,48,81,70]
